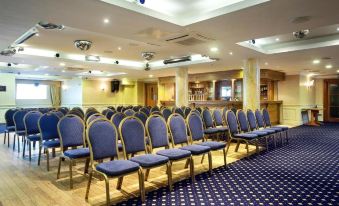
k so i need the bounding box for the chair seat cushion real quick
[16,130,25,136]
[130,154,169,168]
[64,148,90,159]
[250,130,268,137]
[216,126,228,132]
[204,128,219,134]
[96,160,140,177]
[6,126,15,132]
[272,126,289,131]
[199,141,226,150]
[156,148,191,160]
[234,133,258,139]
[42,139,60,148]
[180,144,210,155]
[266,127,283,132]
[259,129,276,134]
[27,134,40,141]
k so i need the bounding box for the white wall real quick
[61,78,83,108]
[0,73,16,123]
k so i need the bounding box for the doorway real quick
[145,83,158,107]
[324,79,339,122]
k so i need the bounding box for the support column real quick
[231,79,235,100]
[175,67,188,107]
[243,58,260,111]
[211,80,216,100]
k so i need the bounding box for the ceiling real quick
[0,0,338,81]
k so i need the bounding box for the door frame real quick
[144,83,158,107]
[323,79,339,122]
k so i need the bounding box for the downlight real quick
[38,21,65,30]
[74,40,92,51]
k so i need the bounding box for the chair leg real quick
[29,141,32,161]
[273,134,276,148]
[223,148,227,165]
[3,131,6,144]
[286,131,289,144]
[245,141,249,158]
[167,162,172,191]
[145,169,150,181]
[265,137,269,152]
[104,175,110,206]
[85,170,93,200]
[52,148,56,158]
[184,158,190,169]
[46,149,50,171]
[13,134,16,151]
[23,139,26,157]
[116,176,123,190]
[17,135,21,153]
[235,140,240,152]
[255,140,259,154]
[189,157,195,183]
[84,158,90,174]
[138,169,145,203]
[7,132,10,148]
[207,152,212,174]
[200,154,205,164]
[69,159,73,189]
[57,157,62,179]
[38,146,42,166]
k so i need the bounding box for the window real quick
[221,86,231,97]
[16,83,48,100]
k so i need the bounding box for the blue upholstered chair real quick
[3,108,18,147]
[212,109,229,139]
[13,110,28,152]
[73,107,84,116]
[111,112,126,133]
[173,107,185,118]
[105,109,116,120]
[187,112,227,166]
[58,107,69,115]
[134,111,148,125]
[133,106,141,112]
[38,113,60,171]
[150,106,160,113]
[146,114,193,184]
[201,109,223,138]
[69,109,84,119]
[85,109,99,121]
[262,108,289,144]
[119,116,171,189]
[124,109,135,116]
[225,110,259,157]
[23,111,42,161]
[86,118,144,205]
[168,113,212,174]
[191,109,201,116]
[57,114,90,189]
[255,109,284,145]
[195,107,202,114]
[139,107,150,117]
[86,113,105,125]
[151,111,162,116]
[102,108,111,116]
[184,107,192,118]
[107,106,115,111]
[161,108,172,122]
[117,106,123,112]
[51,110,64,118]
[237,109,275,152]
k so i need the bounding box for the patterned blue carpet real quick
[117,124,339,206]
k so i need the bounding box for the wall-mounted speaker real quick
[111,80,120,92]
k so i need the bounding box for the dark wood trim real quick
[323,79,339,122]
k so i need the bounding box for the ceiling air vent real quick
[165,32,215,46]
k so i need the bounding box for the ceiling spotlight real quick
[103,18,109,24]
[142,52,155,61]
[74,40,92,51]
[312,59,320,64]
[35,33,40,37]
[149,74,154,78]
[44,73,49,76]
[38,21,64,30]
[210,47,218,52]
[62,70,66,73]
[293,29,310,39]
[275,38,280,41]
[337,28,339,31]
[337,70,339,73]
[265,62,268,65]
[325,64,333,69]
[60,62,65,66]
[85,55,101,62]
[118,47,122,50]
[229,51,233,55]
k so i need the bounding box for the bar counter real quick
[160,100,282,125]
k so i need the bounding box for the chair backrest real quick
[102,108,110,116]
[87,118,119,160]
[150,106,160,113]
[262,108,272,127]
[132,106,141,112]
[124,109,135,116]
[5,108,18,127]
[68,109,84,119]
[168,114,189,145]
[184,107,192,118]
[24,111,42,135]
[134,111,148,125]
[117,106,123,112]
[51,110,64,118]
[225,110,239,135]
[255,109,266,128]
[146,115,169,149]
[213,109,223,126]
[73,107,84,116]
[202,108,214,128]
[107,106,115,111]
[231,107,237,114]
[13,110,29,132]
[58,107,69,115]
[191,109,200,116]
[247,110,258,131]
[85,110,99,120]
[236,109,249,132]
[105,109,116,120]
[174,107,185,118]
[119,116,146,156]
[58,115,85,149]
[151,111,162,116]
[111,112,126,127]
[39,113,60,140]
[38,108,51,114]
[87,113,105,125]
[187,112,204,142]
[161,108,172,122]
[139,107,150,116]
[195,107,202,114]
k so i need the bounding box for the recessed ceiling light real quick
[325,64,333,69]
[312,59,320,64]
[265,62,268,65]
[210,47,218,52]
[275,38,280,41]
[62,70,66,73]
[337,69,339,73]
[229,51,233,55]
[149,74,154,78]
[118,47,122,50]
[44,73,49,76]
[34,68,39,71]
[35,33,40,37]
[103,18,109,24]
[60,62,65,66]
[337,27,339,31]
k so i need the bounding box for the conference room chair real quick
[111,112,127,150]
[173,107,185,118]
[58,107,69,115]
[231,107,237,114]
[187,112,227,166]
[236,109,274,152]
[51,110,64,118]
[225,110,259,157]
[3,108,18,147]
[262,108,289,144]
[195,107,202,114]
[201,108,222,140]
[13,110,28,152]
[86,113,105,126]
[161,107,172,122]
[68,109,84,119]
[102,108,111,116]
[86,118,144,205]
[117,106,124,112]
[134,111,148,125]
[57,114,90,189]
[38,113,61,171]
[124,109,135,116]
[119,116,171,189]
[139,107,150,117]
[212,109,229,140]
[150,111,162,116]
[168,113,212,174]
[105,109,116,120]
[150,106,160,113]
[146,114,194,185]
[247,109,277,148]
[107,106,115,111]
[133,105,142,112]
[85,109,99,121]
[184,107,192,118]
[23,111,42,160]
